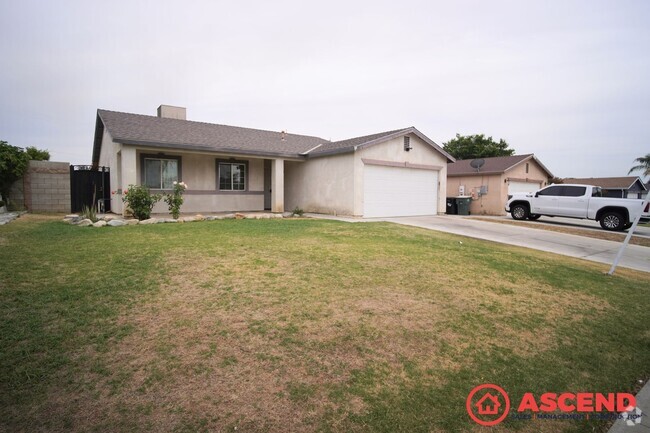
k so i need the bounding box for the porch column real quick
[271,158,284,213]
[120,146,137,216]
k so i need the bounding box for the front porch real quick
[109,146,288,215]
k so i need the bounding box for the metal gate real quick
[70,165,111,213]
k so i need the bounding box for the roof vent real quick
[157,105,186,120]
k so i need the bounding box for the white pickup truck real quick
[505,184,650,231]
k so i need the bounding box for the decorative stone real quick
[159,218,178,223]
[76,219,93,227]
[93,220,107,228]
[139,218,158,225]
[102,215,117,222]
[64,214,79,219]
[234,213,246,219]
[125,219,139,225]
[194,214,205,221]
[271,213,284,218]
[107,219,126,227]
[223,213,236,219]
[180,216,196,223]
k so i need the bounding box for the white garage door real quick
[363,165,438,217]
[508,181,541,195]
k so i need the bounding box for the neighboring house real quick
[92,105,454,217]
[562,176,647,199]
[446,154,553,215]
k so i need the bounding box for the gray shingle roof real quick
[92,109,454,164]
[448,154,543,176]
[563,176,647,190]
[97,109,328,158]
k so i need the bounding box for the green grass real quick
[0,214,648,433]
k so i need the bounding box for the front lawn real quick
[1,215,648,432]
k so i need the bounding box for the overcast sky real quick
[1,0,648,178]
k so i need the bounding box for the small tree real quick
[25,146,50,161]
[0,141,29,205]
[443,134,515,160]
[0,141,50,205]
[628,153,650,177]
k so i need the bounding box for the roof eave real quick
[114,138,307,160]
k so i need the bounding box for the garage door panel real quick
[363,165,438,217]
[508,181,541,195]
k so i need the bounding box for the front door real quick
[264,159,271,210]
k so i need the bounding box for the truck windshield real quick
[592,187,603,197]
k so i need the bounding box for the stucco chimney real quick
[157,104,186,120]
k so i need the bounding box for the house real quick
[476,393,501,415]
[92,105,454,217]
[446,154,553,215]
[562,176,647,199]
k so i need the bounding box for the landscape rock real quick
[180,216,196,223]
[234,213,246,219]
[223,213,236,219]
[107,219,126,227]
[76,219,93,227]
[139,218,158,225]
[93,220,107,228]
[125,219,139,225]
[102,215,117,222]
[158,218,178,223]
[195,214,205,221]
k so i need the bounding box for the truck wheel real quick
[511,204,529,220]
[599,212,625,231]
[528,214,541,221]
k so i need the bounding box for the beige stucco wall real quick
[446,174,505,215]
[355,134,448,215]
[446,158,550,215]
[284,153,355,215]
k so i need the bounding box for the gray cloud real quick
[1,0,648,178]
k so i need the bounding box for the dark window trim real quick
[216,158,249,192]
[140,153,182,191]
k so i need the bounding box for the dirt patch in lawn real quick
[470,217,650,247]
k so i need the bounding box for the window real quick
[561,186,586,197]
[141,155,180,189]
[404,136,411,151]
[537,185,563,196]
[525,163,529,174]
[218,161,246,191]
[592,187,603,198]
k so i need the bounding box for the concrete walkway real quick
[608,380,649,432]
[307,214,650,273]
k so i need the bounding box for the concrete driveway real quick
[473,215,650,239]
[381,215,650,273]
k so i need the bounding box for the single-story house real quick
[446,154,553,215]
[562,176,647,199]
[92,105,454,217]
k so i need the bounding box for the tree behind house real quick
[443,133,515,160]
[0,140,50,205]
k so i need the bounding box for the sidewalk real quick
[608,380,650,432]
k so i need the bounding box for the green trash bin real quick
[456,196,471,215]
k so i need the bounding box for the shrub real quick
[80,205,98,222]
[292,206,304,217]
[164,181,187,219]
[121,185,161,220]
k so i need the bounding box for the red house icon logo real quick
[476,392,501,415]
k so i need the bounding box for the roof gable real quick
[308,127,455,162]
[562,176,647,190]
[448,154,553,177]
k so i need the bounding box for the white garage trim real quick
[363,164,438,217]
[508,180,542,194]
[361,158,443,171]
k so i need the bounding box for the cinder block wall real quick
[23,161,71,213]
